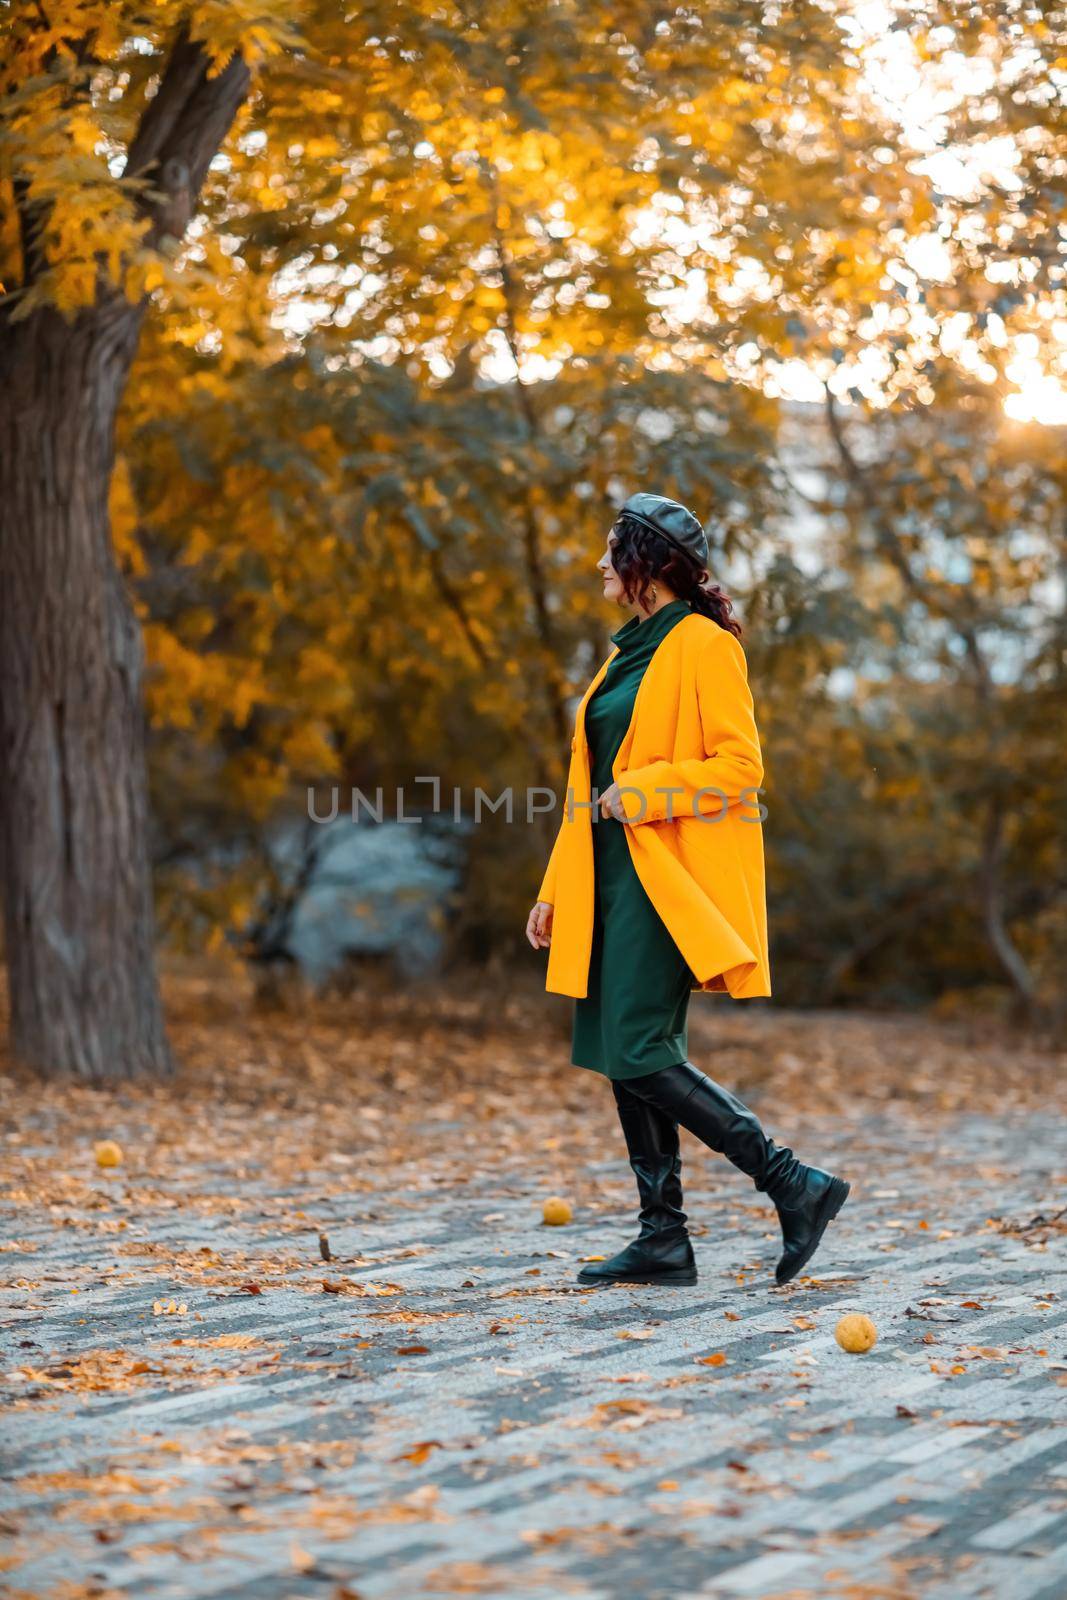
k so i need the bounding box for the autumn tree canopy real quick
[1,1,1064,1077]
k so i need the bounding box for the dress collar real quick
[610,597,691,650]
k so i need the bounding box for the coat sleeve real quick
[617,626,764,825]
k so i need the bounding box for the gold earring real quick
[650,583,658,603]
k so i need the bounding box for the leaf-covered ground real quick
[2,976,1067,1599]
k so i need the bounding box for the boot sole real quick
[775,1176,850,1286]
[577,1267,698,1287]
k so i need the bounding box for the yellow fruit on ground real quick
[94,1140,123,1169]
[542,1196,572,1226]
[835,1312,877,1353]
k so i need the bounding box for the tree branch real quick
[125,26,251,247]
[125,28,209,180]
[816,882,956,1004]
[825,389,993,702]
[826,387,1038,1015]
[482,163,569,759]
[425,545,491,669]
[981,789,1038,1014]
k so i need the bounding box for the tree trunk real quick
[980,790,1039,1024]
[0,27,249,1080]
[0,294,171,1080]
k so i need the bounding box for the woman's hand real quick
[598,781,628,822]
[526,900,553,949]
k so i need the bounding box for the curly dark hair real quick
[608,510,743,640]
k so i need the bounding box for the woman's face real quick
[597,530,627,605]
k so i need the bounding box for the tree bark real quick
[0,31,250,1079]
[980,790,1039,1021]
[0,295,171,1079]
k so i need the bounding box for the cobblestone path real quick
[3,1093,1067,1599]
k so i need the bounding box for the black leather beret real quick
[615,493,709,569]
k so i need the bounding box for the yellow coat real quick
[537,612,771,1001]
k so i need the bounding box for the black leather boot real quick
[623,1062,849,1286]
[578,1080,697,1286]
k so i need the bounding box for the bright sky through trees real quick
[465,3,1066,423]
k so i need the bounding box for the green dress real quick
[571,597,698,1082]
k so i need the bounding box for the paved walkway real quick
[3,1092,1067,1599]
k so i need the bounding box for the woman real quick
[526,493,849,1289]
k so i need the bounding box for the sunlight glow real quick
[1004,357,1067,425]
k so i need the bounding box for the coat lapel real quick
[612,614,692,777]
[576,611,695,771]
[573,649,616,757]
